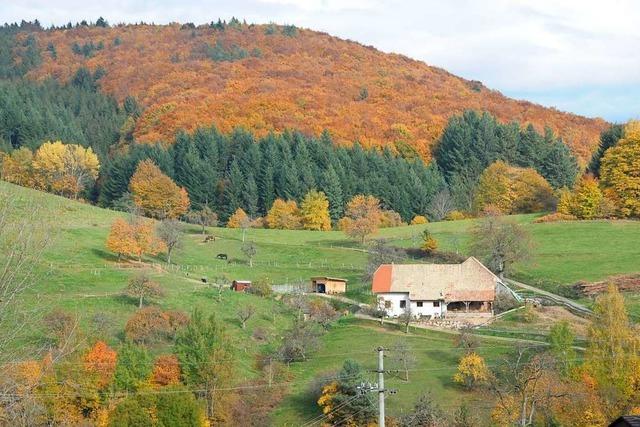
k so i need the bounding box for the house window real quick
[400,300,406,309]
[384,300,391,309]
[433,301,440,307]
[417,301,423,307]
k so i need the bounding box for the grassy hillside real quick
[18,22,606,161]
[3,180,640,423]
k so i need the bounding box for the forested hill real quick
[4,19,606,162]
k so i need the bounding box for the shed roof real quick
[311,277,348,282]
[372,257,497,301]
[610,416,640,427]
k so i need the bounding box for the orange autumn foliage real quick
[339,194,382,243]
[152,354,182,386]
[129,159,190,219]
[106,217,167,261]
[24,23,606,163]
[84,341,117,389]
[227,207,251,228]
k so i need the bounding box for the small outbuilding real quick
[311,277,348,294]
[231,280,252,292]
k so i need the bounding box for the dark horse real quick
[216,253,228,260]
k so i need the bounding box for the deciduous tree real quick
[129,159,190,219]
[266,199,301,230]
[299,190,331,231]
[0,147,36,187]
[236,304,256,329]
[84,341,117,389]
[156,219,183,264]
[583,285,640,418]
[185,205,218,234]
[152,355,181,386]
[453,352,490,389]
[317,360,376,425]
[125,272,164,308]
[474,161,555,214]
[338,194,382,244]
[600,121,640,218]
[470,212,533,279]
[32,141,100,198]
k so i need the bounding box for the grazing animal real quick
[216,253,228,260]
[204,235,216,243]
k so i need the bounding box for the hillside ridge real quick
[18,21,607,161]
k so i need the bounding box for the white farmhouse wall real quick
[377,292,446,318]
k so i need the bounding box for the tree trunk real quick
[249,258,253,268]
[139,294,143,308]
[167,248,172,265]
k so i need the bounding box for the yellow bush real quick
[444,210,467,221]
[410,215,428,225]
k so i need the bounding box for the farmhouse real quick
[311,276,348,294]
[372,257,499,318]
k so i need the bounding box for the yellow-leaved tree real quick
[299,190,331,231]
[453,352,490,389]
[266,199,301,230]
[31,141,100,198]
[582,284,640,419]
[129,159,190,219]
[600,121,640,218]
[570,175,604,219]
[0,147,36,187]
[474,161,554,214]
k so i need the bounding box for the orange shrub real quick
[152,354,181,386]
[84,341,117,389]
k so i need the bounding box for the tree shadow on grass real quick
[91,247,119,262]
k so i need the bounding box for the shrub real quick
[379,210,404,228]
[152,354,181,386]
[420,229,438,253]
[521,303,538,323]
[252,327,268,341]
[43,310,76,347]
[247,277,273,297]
[533,212,577,223]
[125,307,188,344]
[410,215,428,225]
[444,210,467,221]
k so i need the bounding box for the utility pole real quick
[358,347,397,427]
[377,346,385,427]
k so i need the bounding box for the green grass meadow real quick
[2,180,640,424]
